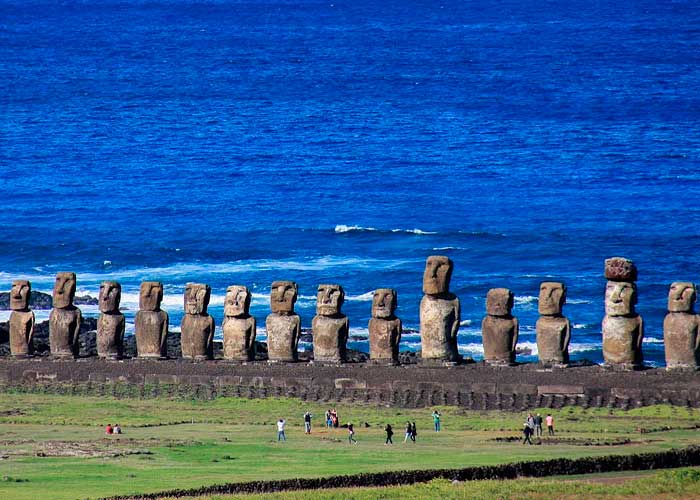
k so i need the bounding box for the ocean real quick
[1,0,699,366]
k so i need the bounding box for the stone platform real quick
[1,358,700,411]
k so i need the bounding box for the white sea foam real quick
[345,291,374,302]
[568,299,593,305]
[643,337,664,344]
[514,295,538,305]
[334,224,436,235]
[391,228,437,235]
[459,319,472,326]
[569,343,600,353]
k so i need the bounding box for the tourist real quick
[546,414,555,436]
[526,413,535,431]
[113,424,122,435]
[348,422,357,444]
[522,422,533,445]
[325,409,332,428]
[403,421,412,443]
[534,413,543,437]
[303,411,312,434]
[277,419,286,442]
[331,409,339,428]
[410,421,417,442]
[432,410,441,432]
[105,424,113,435]
[384,424,393,445]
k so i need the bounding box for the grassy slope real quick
[1,393,699,499]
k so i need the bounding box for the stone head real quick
[99,281,122,313]
[604,257,637,282]
[316,284,345,316]
[10,280,31,311]
[139,281,164,311]
[372,288,397,319]
[422,255,453,295]
[605,281,637,316]
[53,272,76,309]
[538,281,566,316]
[225,285,251,317]
[184,283,211,315]
[486,288,514,317]
[668,281,696,313]
[270,281,298,314]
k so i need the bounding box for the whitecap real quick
[459,319,472,326]
[334,224,377,233]
[345,291,374,301]
[514,295,538,305]
[642,337,664,344]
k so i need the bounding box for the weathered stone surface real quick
[368,288,401,364]
[266,314,300,362]
[664,282,700,369]
[536,282,570,366]
[97,281,124,359]
[49,273,81,358]
[181,283,215,360]
[420,294,460,362]
[605,281,637,317]
[8,280,34,357]
[222,286,256,361]
[0,290,97,310]
[422,255,453,295]
[482,288,518,365]
[134,282,169,358]
[270,281,297,314]
[605,257,638,282]
[312,284,348,363]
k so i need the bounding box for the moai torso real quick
[602,258,643,369]
[663,282,700,369]
[482,288,519,365]
[97,281,125,359]
[368,288,402,364]
[266,281,300,362]
[49,272,82,358]
[222,285,256,361]
[135,281,169,358]
[312,284,348,363]
[536,282,571,366]
[9,280,35,357]
[180,283,215,360]
[419,256,461,362]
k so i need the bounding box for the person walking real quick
[303,411,312,434]
[526,413,535,431]
[546,414,555,436]
[432,410,441,432]
[325,409,332,428]
[522,422,533,445]
[384,424,394,445]
[348,423,357,444]
[410,421,417,442]
[403,421,412,443]
[277,419,286,442]
[534,413,543,438]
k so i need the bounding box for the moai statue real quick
[49,272,82,358]
[368,288,402,364]
[97,281,125,359]
[602,257,644,370]
[9,280,35,357]
[266,281,301,362]
[536,282,571,367]
[312,284,349,363]
[663,282,700,370]
[134,281,169,359]
[222,285,256,361]
[180,283,215,360]
[419,256,461,364]
[481,288,519,365]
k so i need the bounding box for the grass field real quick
[1,391,700,499]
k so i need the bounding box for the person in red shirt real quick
[105,424,113,435]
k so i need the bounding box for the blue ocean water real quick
[2,0,700,365]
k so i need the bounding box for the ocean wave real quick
[459,319,472,326]
[345,291,375,302]
[514,295,538,305]
[568,299,593,305]
[569,343,600,353]
[643,337,664,344]
[432,246,465,251]
[334,224,436,235]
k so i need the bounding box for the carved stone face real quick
[372,288,397,319]
[225,285,250,317]
[604,257,637,282]
[270,281,297,314]
[422,255,453,295]
[538,282,566,316]
[668,281,696,313]
[316,284,344,316]
[10,280,31,311]
[486,288,513,317]
[605,281,637,316]
[184,283,211,315]
[139,281,163,311]
[99,281,121,313]
[53,272,76,309]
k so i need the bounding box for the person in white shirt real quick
[277,419,286,441]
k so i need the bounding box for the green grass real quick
[1,392,700,499]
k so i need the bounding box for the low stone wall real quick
[100,446,700,499]
[2,358,700,410]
